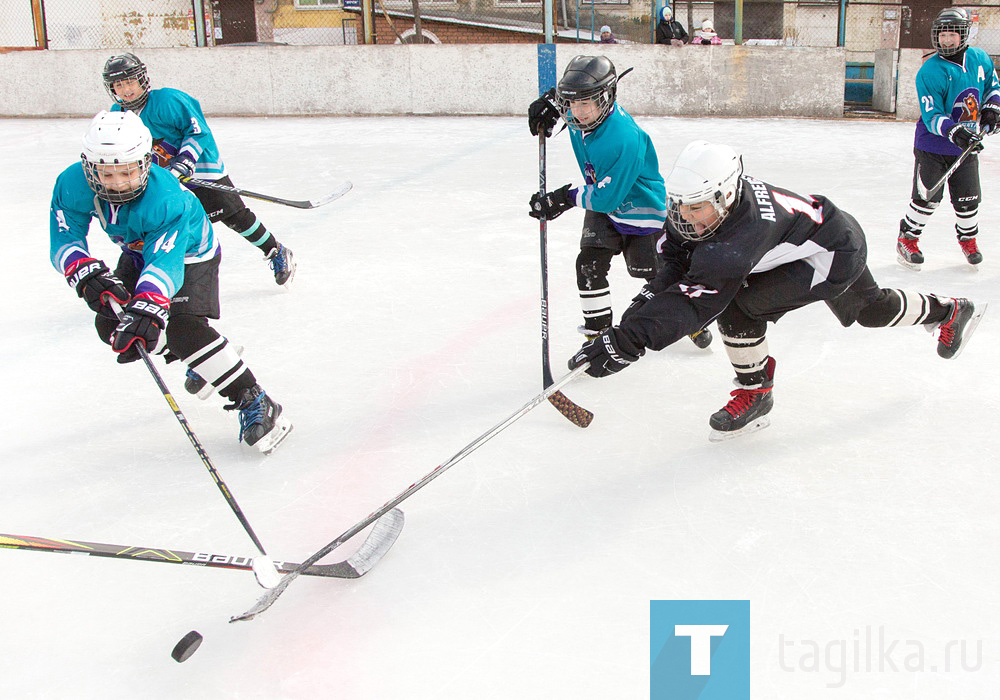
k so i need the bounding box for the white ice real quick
[1,115,998,699]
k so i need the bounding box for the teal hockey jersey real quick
[567,104,667,236]
[50,164,219,302]
[915,46,1000,155]
[112,88,228,181]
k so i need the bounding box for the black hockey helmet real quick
[103,53,150,110]
[555,55,618,132]
[931,7,972,57]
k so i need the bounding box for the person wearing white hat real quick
[655,5,688,46]
[599,25,617,44]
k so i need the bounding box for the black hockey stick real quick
[915,135,983,200]
[179,176,352,209]
[538,132,594,428]
[110,301,281,588]
[0,511,404,579]
[230,364,590,623]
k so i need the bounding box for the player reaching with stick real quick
[50,111,292,454]
[570,141,986,441]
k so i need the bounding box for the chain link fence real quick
[1,0,997,52]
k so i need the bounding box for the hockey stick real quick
[179,177,352,209]
[538,131,594,428]
[109,301,281,589]
[915,135,983,200]
[0,511,403,579]
[230,364,590,623]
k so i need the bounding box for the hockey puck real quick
[171,630,203,663]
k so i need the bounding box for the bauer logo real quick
[650,600,750,700]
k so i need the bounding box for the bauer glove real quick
[569,327,645,378]
[980,103,1000,136]
[169,154,196,180]
[111,294,170,364]
[65,257,130,319]
[946,124,984,153]
[528,88,561,137]
[529,184,576,221]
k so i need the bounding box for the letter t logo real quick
[674,625,729,675]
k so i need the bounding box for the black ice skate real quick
[958,236,983,265]
[709,357,776,442]
[936,298,987,359]
[266,244,296,288]
[227,384,293,454]
[896,232,924,270]
[689,328,713,349]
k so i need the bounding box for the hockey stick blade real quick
[547,391,593,427]
[0,523,401,580]
[231,508,406,622]
[181,178,353,209]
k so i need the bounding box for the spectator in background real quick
[600,25,617,44]
[694,19,722,45]
[655,6,688,46]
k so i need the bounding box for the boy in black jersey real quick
[570,141,987,441]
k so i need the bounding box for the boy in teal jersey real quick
[50,111,292,454]
[102,53,296,287]
[528,55,711,348]
[896,8,999,270]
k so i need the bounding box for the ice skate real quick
[689,328,712,349]
[958,236,983,265]
[896,232,924,271]
[936,298,987,359]
[266,244,296,288]
[709,357,775,442]
[228,384,293,454]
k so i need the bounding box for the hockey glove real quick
[529,184,576,221]
[111,293,170,364]
[169,154,196,180]
[946,124,984,153]
[980,103,1000,136]
[528,88,560,137]
[620,285,656,324]
[569,327,645,378]
[65,257,130,318]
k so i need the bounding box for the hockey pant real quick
[901,148,981,239]
[95,252,256,402]
[577,210,660,332]
[193,176,278,254]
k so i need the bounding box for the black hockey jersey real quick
[620,177,867,350]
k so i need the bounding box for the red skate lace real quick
[938,306,959,347]
[723,387,772,417]
[898,236,921,254]
[959,238,980,255]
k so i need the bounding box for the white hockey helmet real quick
[81,110,153,203]
[664,140,743,241]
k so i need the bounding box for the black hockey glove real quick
[980,103,1000,136]
[529,184,576,221]
[946,124,984,153]
[620,285,656,324]
[569,327,645,378]
[111,294,170,364]
[528,88,561,137]
[65,257,130,318]
[169,154,196,180]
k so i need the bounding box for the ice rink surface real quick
[1,114,998,699]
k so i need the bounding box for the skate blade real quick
[896,255,921,272]
[709,416,771,442]
[943,302,988,360]
[256,416,294,455]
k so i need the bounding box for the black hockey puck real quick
[171,630,203,663]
